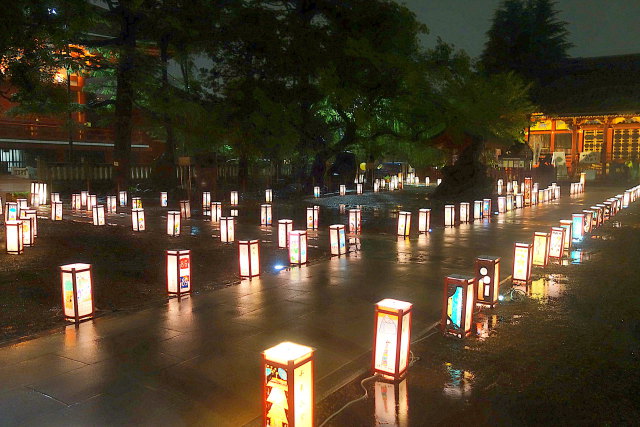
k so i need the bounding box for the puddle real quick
[475,313,500,340]
[443,362,474,399]
[190,226,201,236]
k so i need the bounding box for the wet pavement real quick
[0,184,630,426]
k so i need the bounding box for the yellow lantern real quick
[5,220,24,254]
[132,197,142,209]
[52,201,63,221]
[475,256,500,308]
[442,274,475,337]
[340,184,346,196]
[211,202,222,222]
[107,195,117,213]
[532,231,550,267]
[239,240,260,277]
[161,191,168,207]
[261,204,273,226]
[397,211,411,236]
[60,263,94,323]
[512,242,533,284]
[278,219,293,248]
[167,211,181,236]
[418,208,431,233]
[262,342,315,427]
[373,299,413,379]
[119,191,127,207]
[166,250,191,296]
[230,191,239,206]
[265,189,273,203]
[289,230,308,265]
[329,224,347,256]
[220,216,235,242]
[444,204,455,227]
[460,202,470,223]
[180,200,191,219]
[348,208,361,234]
[132,208,146,231]
[92,205,106,226]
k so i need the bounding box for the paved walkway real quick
[0,186,624,426]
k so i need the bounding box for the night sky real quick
[404,0,640,58]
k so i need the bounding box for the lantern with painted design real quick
[549,227,565,259]
[532,231,550,266]
[418,209,431,233]
[230,191,239,206]
[482,199,491,217]
[340,185,346,196]
[21,208,37,237]
[107,196,117,213]
[167,250,191,296]
[180,200,191,218]
[330,224,347,256]
[460,202,469,223]
[167,211,181,236]
[444,204,455,227]
[397,211,411,236]
[349,209,361,234]
[373,299,412,379]
[119,191,127,207]
[473,201,482,220]
[582,210,593,234]
[442,275,475,338]
[52,201,63,221]
[314,186,320,198]
[5,221,24,254]
[220,216,235,242]
[19,214,34,247]
[512,242,533,284]
[132,197,142,209]
[278,219,293,248]
[261,204,272,226]
[239,240,260,277]
[306,206,319,229]
[161,192,168,207]
[498,196,506,213]
[5,201,18,221]
[571,213,585,241]
[92,205,106,226]
[211,202,222,222]
[475,256,500,308]
[81,191,88,208]
[356,183,363,195]
[289,231,308,265]
[60,263,94,323]
[131,208,145,231]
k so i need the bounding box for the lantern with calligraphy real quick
[460,202,470,223]
[92,205,106,226]
[548,227,565,259]
[5,221,24,254]
[51,201,63,221]
[167,211,181,236]
[262,342,315,427]
[340,185,346,196]
[373,299,412,379]
[167,250,191,296]
[278,219,293,248]
[314,186,320,198]
[418,208,431,233]
[444,204,455,227]
[60,263,94,323]
[119,191,127,207]
[161,192,168,207]
[497,196,506,213]
[211,202,222,222]
[180,200,191,219]
[329,224,347,256]
[532,231,550,267]
[512,242,533,284]
[571,213,585,241]
[524,177,532,206]
[397,211,411,236]
[475,256,500,308]
[132,208,145,231]
[239,240,261,277]
[265,189,273,203]
[289,231,307,265]
[107,195,117,213]
[442,275,475,338]
[81,191,88,208]
[306,206,319,229]
[131,197,142,209]
[230,191,239,206]
[260,204,272,226]
[473,201,482,220]
[349,208,361,234]
[220,216,235,243]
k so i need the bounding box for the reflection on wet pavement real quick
[443,362,474,400]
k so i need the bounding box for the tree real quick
[481,0,572,85]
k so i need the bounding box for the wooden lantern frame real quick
[87,194,97,212]
[107,195,117,213]
[512,242,533,285]
[131,197,142,209]
[239,239,261,278]
[482,199,491,218]
[442,274,475,338]
[498,196,506,213]
[571,213,585,241]
[81,191,88,208]
[230,191,239,206]
[356,183,363,195]
[161,192,168,207]
[278,219,293,248]
[397,211,411,236]
[265,189,273,203]
[372,299,413,379]
[166,249,191,296]
[460,202,470,223]
[418,208,431,233]
[532,231,550,267]
[444,204,455,227]
[289,230,308,265]
[167,211,181,236]
[560,220,573,250]
[220,216,235,243]
[473,201,482,220]
[339,184,346,196]
[5,220,24,254]
[475,256,500,308]
[211,202,222,222]
[329,224,347,256]
[71,194,81,212]
[261,204,273,226]
[132,208,146,231]
[19,214,35,247]
[202,192,211,210]
[60,263,94,323]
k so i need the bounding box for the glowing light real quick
[443,275,475,338]
[373,299,412,379]
[167,250,191,296]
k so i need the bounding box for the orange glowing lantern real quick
[161,192,168,207]
[532,231,550,267]
[119,191,127,207]
[418,208,431,233]
[262,342,315,427]
[473,201,482,220]
[512,242,533,284]
[5,201,18,221]
[239,240,261,277]
[475,256,500,307]
[19,214,34,247]
[52,201,63,221]
[265,189,273,203]
[5,221,24,254]
[71,194,81,211]
[167,250,191,296]
[549,227,565,259]
[306,206,319,229]
[60,263,94,323]
[349,209,361,234]
[132,208,145,231]
[211,202,222,222]
[442,275,475,338]
[289,230,308,265]
[444,204,455,226]
[340,185,346,196]
[560,220,573,250]
[220,216,235,242]
[81,191,88,208]
[202,192,211,212]
[397,211,411,236]
[107,195,117,213]
[230,191,239,205]
[92,205,106,226]
[373,299,413,379]
[132,197,142,209]
[167,211,181,236]
[278,219,293,248]
[180,200,191,219]
[330,224,347,256]
[260,204,272,226]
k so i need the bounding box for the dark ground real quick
[316,201,640,425]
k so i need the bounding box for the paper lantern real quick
[349,209,361,234]
[554,186,560,199]
[81,191,88,208]
[560,220,573,250]
[161,192,168,207]
[166,211,181,236]
[397,211,411,236]
[473,201,482,220]
[590,206,602,228]
[306,206,319,229]
[261,204,273,226]
[202,192,211,211]
[30,182,38,205]
[497,196,506,213]
[374,180,380,192]
[180,200,191,219]
[166,250,191,296]
[132,197,142,209]
[549,227,565,259]
[50,192,60,203]
[512,180,518,193]
[92,205,106,226]
[459,202,470,223]
[132,208,146,231]
[5,202,18,221]
[262,342,315,427]
[278,219,293,248]
[373,299,412,379]
[580,172,586,186]
[506,194,513,211]
[623,191,631,208]
[21,208,37,237]
[531,189,538,205]
[537,190,544,204]
[119,191,127,207]
[582,210,593,234]
[571,213,585,241]
[442,275,475,338]
[70,194,79,212]
[425,177,430,186]
[437,178,442,186]
[515,193,523,209]
[482,199,491,218]
[497,179,503,195]
[475,256,500,308]
[51,201,63,221]
[507,181,512,194]
[60,263,94,323]
[340,185,346,196]
[5,221,24,254]
[19,214,34,247]
[86,195,96,212]
[524,177,532,206]
[211,202,222,222]
[602,202,612,220]
[239,240,260,277]
[418,209,431,233]
[314,186,320,198]
[230,191,238,205]
[220,217,235,243]
[444,204,455,227]
[265,189,273,203]
[329,224,347,256]
[289,231,307,265]
[356,183,363,195]
[512,242,533,284]
[107,195,117,213]
[532,231,550,267]
[231,209,239,217]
